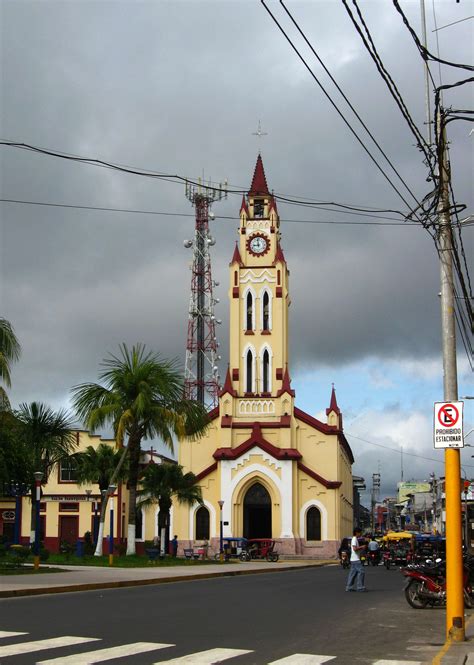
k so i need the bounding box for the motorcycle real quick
[367,549,381,566]
[339,550,350,569]
[402,558,473,609]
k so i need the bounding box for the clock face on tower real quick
[247,233,269,256]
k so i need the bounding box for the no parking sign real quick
[434,401,464,449]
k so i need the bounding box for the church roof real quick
[326,385,341,416]
[249,154,270,196]
[229,243,243,266]
[240,195,249,215]
[219,367,237,397]
[273,242,286,265]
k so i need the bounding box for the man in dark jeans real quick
[346,527,367,592]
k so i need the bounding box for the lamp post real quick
[108,484,117,566]
[33,471,43,570]
[218,500,224,562]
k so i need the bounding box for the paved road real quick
[0,565,465,664]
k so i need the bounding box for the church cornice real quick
[213,422,301,461]
[294,407,354,464]
[297,461,342,489]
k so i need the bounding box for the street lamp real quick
[33,471,43,570]
[218,500,224,562]
[108,484,117,566]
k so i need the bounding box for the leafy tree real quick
[138,462,203,555]
[0,410,29,491]
[73,443,128,556]
[0,318,21,409]
[71,343,209,555]
[14,402,76,540]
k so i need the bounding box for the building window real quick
[262,291,270,331]
[195,506,210,540]
[306,506,321,541]
[246,292,253,331]
[254,199,264,218]
[246,349,254,393]
[59,458,78,482]
[59,502,79,512]
[262,349,270,393]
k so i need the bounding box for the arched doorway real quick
[243,482,271,538]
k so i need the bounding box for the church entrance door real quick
[243,482,271,539]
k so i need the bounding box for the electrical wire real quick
[279,0,424,208]
[260,0,426,219]
[0,139,417,221]
[393,0,474,72]
[0,197,423,226]
[346,431,474,468]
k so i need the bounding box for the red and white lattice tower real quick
[183,179,226,408]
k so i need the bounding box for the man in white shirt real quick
[345,527,367,592]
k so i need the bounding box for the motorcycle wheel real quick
[239,551,250,562]
[405,580,429,609]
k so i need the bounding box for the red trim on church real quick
[240,195,249,215]
[297,461,342,489]
[195,462,218,482]
[273,242,286,265]
[276,368,295,397]
[294,407,354,463]
[219,368,237,398]
[213,423,301,461]
[230,244,243,266]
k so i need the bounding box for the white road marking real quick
[0,631,28,639]
[373,661,422,665]
[0,636,99,658]
[153,648,253,664]
[268,656,336,664]
[38,641,174,664]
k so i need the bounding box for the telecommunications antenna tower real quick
[183,177,227,408]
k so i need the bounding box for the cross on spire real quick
[252,120,268,146]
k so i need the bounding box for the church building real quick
[174,156,354,557]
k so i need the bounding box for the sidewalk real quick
[0,559,330,598]
[434,613,474,665]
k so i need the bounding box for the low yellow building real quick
[173,156,354,557]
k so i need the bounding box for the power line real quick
[0,197,423,226]
[0,139,416,220]
[346,431,474,468]
[260,0,427,219]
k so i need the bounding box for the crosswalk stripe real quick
[373,661,422,665]
[0,636,99,658]
[38,641,175,664]
[153,648,253,664]
[268,656,336,664]
[0,631,28,639]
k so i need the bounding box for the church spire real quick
[249,154,270,196]
[326,384,341,416]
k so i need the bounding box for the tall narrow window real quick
[262,291,270,331]
[246,349,253,393]
[254,199,264,218]
[263,349,270,393]
[246,292,253,331]
[306,506,321,541]
[195,506,210,540]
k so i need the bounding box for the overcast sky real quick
[1,0,472,502]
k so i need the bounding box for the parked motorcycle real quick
[340,550,350,569]
[402,558,473,609]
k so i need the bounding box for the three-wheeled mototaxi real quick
[214,537,249,561]
[245,538,279,562]
[382,531,414,569]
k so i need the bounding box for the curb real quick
[0,562,327,599]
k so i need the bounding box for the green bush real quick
[59,540,74,558]
[6,544,30,567]
[83,532,95,556]
[39,546,50,562]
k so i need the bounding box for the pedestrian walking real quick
[345,527,367,592]
[171,534,178,557]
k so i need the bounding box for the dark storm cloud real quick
[1,0,472,414]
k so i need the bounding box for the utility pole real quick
[371,473,381,533]
[437,108,464,642]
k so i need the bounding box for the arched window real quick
[246,349,254,393]
[306,506,321,541]
[195,506,210,540]
[262,349,270,393]
[246,292,253,331]
[262,291,270,331]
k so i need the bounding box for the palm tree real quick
[14,402,76,541]
[71,343,209,555]
[73,443,128,556]
[0,318,21,409]
[138,462,203,556]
